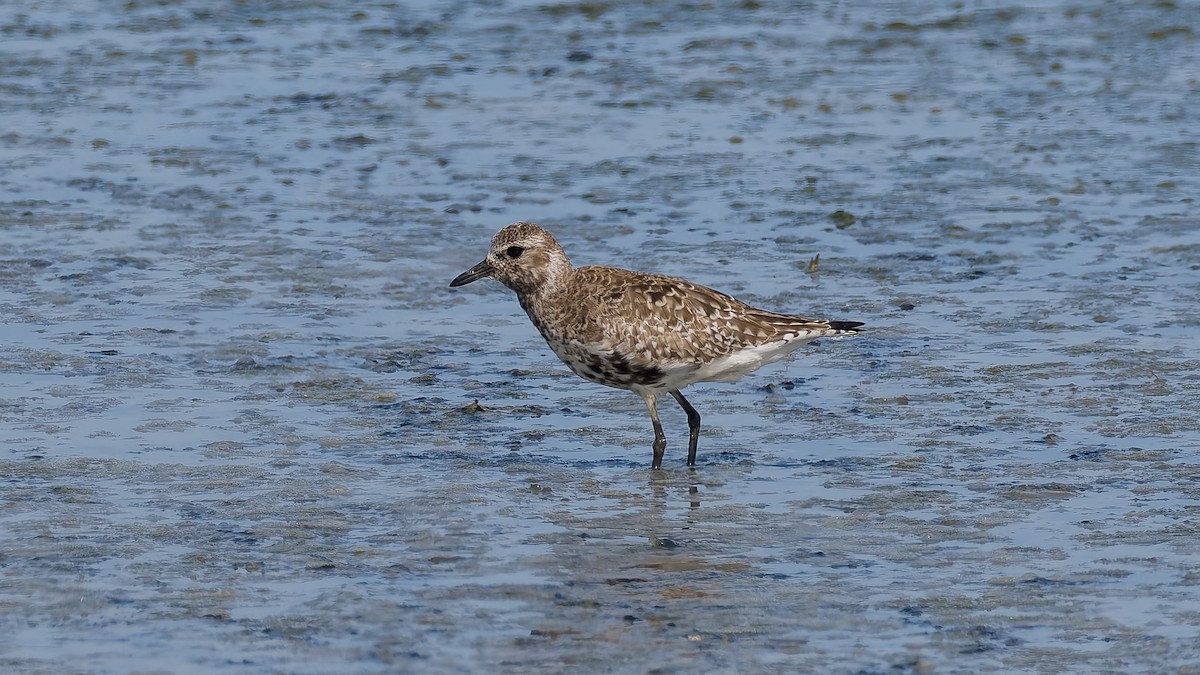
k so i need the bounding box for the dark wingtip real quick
[828,320,865,332]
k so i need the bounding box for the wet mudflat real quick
[2,0,1199,672]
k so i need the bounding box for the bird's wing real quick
[573,267,849,367]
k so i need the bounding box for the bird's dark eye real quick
[505,246,525,259]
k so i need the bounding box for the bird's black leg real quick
[669,389,701,466]
[641,394,667,469]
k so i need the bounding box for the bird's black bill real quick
[449,259,493,287]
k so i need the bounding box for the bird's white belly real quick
[648,335,826,391]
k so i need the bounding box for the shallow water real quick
[2,0,1199,673]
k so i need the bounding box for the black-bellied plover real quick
[450,222,863,469]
